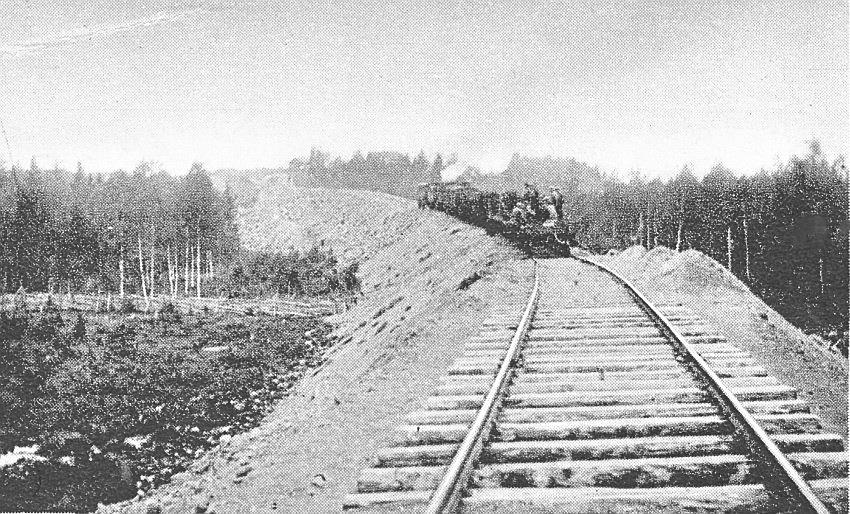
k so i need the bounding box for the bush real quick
[210,247,361,299]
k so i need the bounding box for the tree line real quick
[450,143,846,341]
[294,142,845,342]
[0,161,239,301]
[291,147,449,197]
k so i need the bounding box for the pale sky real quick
[0,0,847,178]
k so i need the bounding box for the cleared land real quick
[108,182,846,513]
[106,179,531,513]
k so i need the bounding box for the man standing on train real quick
[553,186,564,220]
[522,183,540,219]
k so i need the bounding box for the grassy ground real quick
[0,307,334,512]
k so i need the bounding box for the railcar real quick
[419,181,574,258]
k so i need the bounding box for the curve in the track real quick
[343,258,848,513]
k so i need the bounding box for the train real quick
[416,181,574,258]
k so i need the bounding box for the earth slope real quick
[109,182,845,513]
[601,246,848,439]
[110,179,531,513]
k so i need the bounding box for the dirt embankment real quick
[107,179,531,513]
[601,246,848,440]
[105,187,844,514]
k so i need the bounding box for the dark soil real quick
[0,307,335,512]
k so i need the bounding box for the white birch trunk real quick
[726,225,733,271]
[149,231,155,298]
[743,219,751,281]
[638,212,644,247]
[173,247,179,297]
[137,236,149,310]
[184,242,190,295]
[652,220,658,248]
[173,246,178,296]
[166,246,172,297]
[119,252,125,297]
[173,247,178,297]
[676,220,683,252]
[196,238,202,299]
[166,245,174,298]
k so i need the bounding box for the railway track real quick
[343,258,848,513]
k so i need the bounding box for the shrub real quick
[210,247,361,299]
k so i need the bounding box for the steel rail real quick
[575,255,831,514]
[425,261,540,514]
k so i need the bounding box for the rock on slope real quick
[108,179,532,514]
[603,245,848,440]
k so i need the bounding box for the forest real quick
[479,143,848,343]
[1,143,846,338]
[0,162,238,298]
[291,147,447,198]
[0,162,359,302]
[0,162,356,510]
[294,142,848,344]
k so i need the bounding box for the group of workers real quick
[417,181,574,258]
[510,183,565,225]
